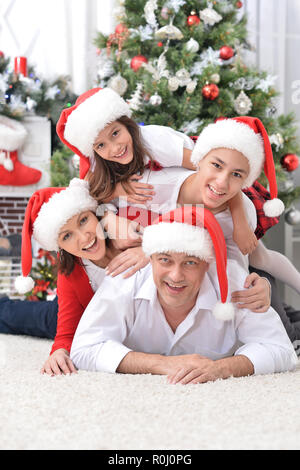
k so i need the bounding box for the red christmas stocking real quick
[0,115,42,186]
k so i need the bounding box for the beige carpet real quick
[0,333,300,450]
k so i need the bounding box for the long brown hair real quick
[88,116,154,202]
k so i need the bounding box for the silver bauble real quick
[285,207,300,225]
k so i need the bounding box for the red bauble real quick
[187,14,200,27]
[236,1,243,8]
[202,83,219,100]
[157,42,163,47]
[115,23,128,35]
[281,154,299,172]
[130,55,148,72]
[219,45,234,60]
[0,51,4,58]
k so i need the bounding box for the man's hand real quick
[231,272,271,312]
[41,349,77,376]
[165,354,254,385]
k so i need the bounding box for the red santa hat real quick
[14,178,98,294]
[142,205,235,321]
[56,87,132,179]
[191,116,285,218]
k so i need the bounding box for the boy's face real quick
[196,147,250,209]
[93,121,134,165]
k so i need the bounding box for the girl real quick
[57,87,279,255]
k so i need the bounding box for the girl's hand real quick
[113,175,155,204]
[233,224,258,255]
[231,272,271,312]
[105,246,150,279]
[40,349,77,376]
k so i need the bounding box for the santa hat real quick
[142,206,235,321]
[14,178,98,294]
[191,116,285,217]
[56,87,132,179]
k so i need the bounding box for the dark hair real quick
[88,116,154,202]
[57,248,79,276]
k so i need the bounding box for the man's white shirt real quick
[70,263,298,375]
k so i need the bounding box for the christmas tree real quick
[94,0,300,209]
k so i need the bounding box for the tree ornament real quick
[269,132,284,151]
[106,25,129,57]
[281,153,299,172]
[157,42,163,47]
[161,6,170,20]
[285,207,300,225]
[155,19,183,40]
[107,74,128,96]
[168,76,180,92]
[130,54,148,72]
[186,80,197,94]
[219,45,234,60]
[176,68,191,86]
[128,83,144,111]
[210,73,220,84]
[236,1,243,8]
[199,8,222,26]
[144,0,158,28]
[115,23,128,35]
[187,11,200,27]
[149,92,162,106]
[202,83,219,100]
[186,38,199,53]
[234,90,252,115]
[0,51,4,58]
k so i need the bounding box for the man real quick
[70,207,297,384]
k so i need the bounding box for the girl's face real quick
[196,147,250,209]
[93,121,134,165]
[58,211,106,261]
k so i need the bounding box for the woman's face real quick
[93,121,134,165]
[196,147,250,209]
[58,211,106,261]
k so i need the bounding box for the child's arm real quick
[249,240,300,295]
[182,148,196,170]
[229,192,258,255]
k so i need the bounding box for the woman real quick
[13,178,148,375]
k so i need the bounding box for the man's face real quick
[151,252,209,312]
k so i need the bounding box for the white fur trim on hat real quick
[142,222,215,261]
[33,178,98,251]
[14,275,34,294]
[64,88,132,158]
[212,300,235,321]
[263,198,285,217]
[191,120,264,188]
[0,115,27,151]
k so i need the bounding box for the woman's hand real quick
[113,174,155,204]
[106,246,150,279]
[231,272,271,312]
[40,349,77,376]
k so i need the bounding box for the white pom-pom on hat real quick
[263,198,285,217]
[212,301,235,321]
[14,275,34,294]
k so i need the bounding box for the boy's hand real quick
[233,225,258,255]
[231,273,271,312]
